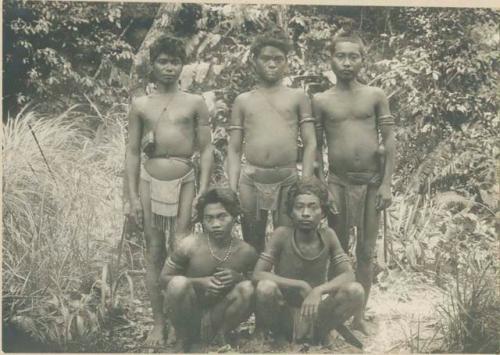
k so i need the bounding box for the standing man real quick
[125,35,213,347]
[228,29,317,253]
[313,29,395,334]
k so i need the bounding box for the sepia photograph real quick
[2,0,499,353]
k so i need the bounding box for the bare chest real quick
[141,97,197,131]
[243,91,299,124]
[322,97,376,125]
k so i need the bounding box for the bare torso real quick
[239,87,304,167]
[135,92,201,179]
[316,85,381,175]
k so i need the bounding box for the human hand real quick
[300,288,322,319]
[298,281,313,299]
[214,267,242,288]
[376,184,392,211]
[129,197,143,230]
[202,276,226,296]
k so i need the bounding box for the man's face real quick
[330,41,363,81]
[254,46,288,83]
[203,202,235,241]
[152,53,183,85]
[291,193,324,231]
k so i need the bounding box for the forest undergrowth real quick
[2,103,498,353]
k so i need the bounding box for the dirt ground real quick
[106,260,445,353]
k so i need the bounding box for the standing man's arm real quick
[311,94,325,182]
[125,98,143,228]
[375,89,396,210]
[195,96,214,196]
[298,92,317,178]
[227,96,244,192]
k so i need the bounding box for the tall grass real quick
[3,104,126,349]
[438,256,499,353]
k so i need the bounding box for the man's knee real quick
[339,282,365,303]
[256,280,279,300]
[234,280,254,300]
[166,276,192,298]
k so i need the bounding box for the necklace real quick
[207,235,234,264]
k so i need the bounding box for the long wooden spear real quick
[28,123,56,182]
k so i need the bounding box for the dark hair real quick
[149,35,187,63]
[195,187,241,223]
[330,28,366,56]
[250,28,292,58]
[286,177,329,216]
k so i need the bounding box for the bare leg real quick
[316,282,365,342]
[273,185,294,229]
[209,281,255,335]
[164,276,201,352]
[352,186,379,335]
[139,179,167,347]
[172,180,196,250]
[255,280,293,341]
[239,180,269,254]
[327,183,349,253]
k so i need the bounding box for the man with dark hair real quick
[253,177,364,346]
[160,187,258,352]
[228,29,317,254]
[125,34,213,346]
[313,28,395,334]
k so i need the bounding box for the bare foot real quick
[352,318,371,336]
[144,323,165,349]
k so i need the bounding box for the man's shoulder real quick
[131,95,149,108]
[178,91,205,105]
[236,239,259,258]
[270,226,293,243]
[177,233,202,252]
[313,88,337,103]
[319,226,341,245]
[362,85,386,98]
[234,90,254,104]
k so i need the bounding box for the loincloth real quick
[239,163,298,219]
[140,156,195,247]
[328,172,381,253]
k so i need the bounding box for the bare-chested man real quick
[253,178,364,346]
[228,30,317,253]
[313,30,396,334]
[160,188,258,352]
[125,35,213,347]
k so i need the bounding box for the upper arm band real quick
[227,125,244,131]
[378,114,395,126]
[299,117,316,125]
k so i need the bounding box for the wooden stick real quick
[27,123,56,182]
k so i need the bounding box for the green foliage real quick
[3,1,151,112]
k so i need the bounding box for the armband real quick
[299,117,316,125]
[259,252,274,265]
[330,253,350,268]
[227,125,244,131]
[378,114,395,126]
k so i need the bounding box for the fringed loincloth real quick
[239,163,298,220]
[140,157,195,250]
